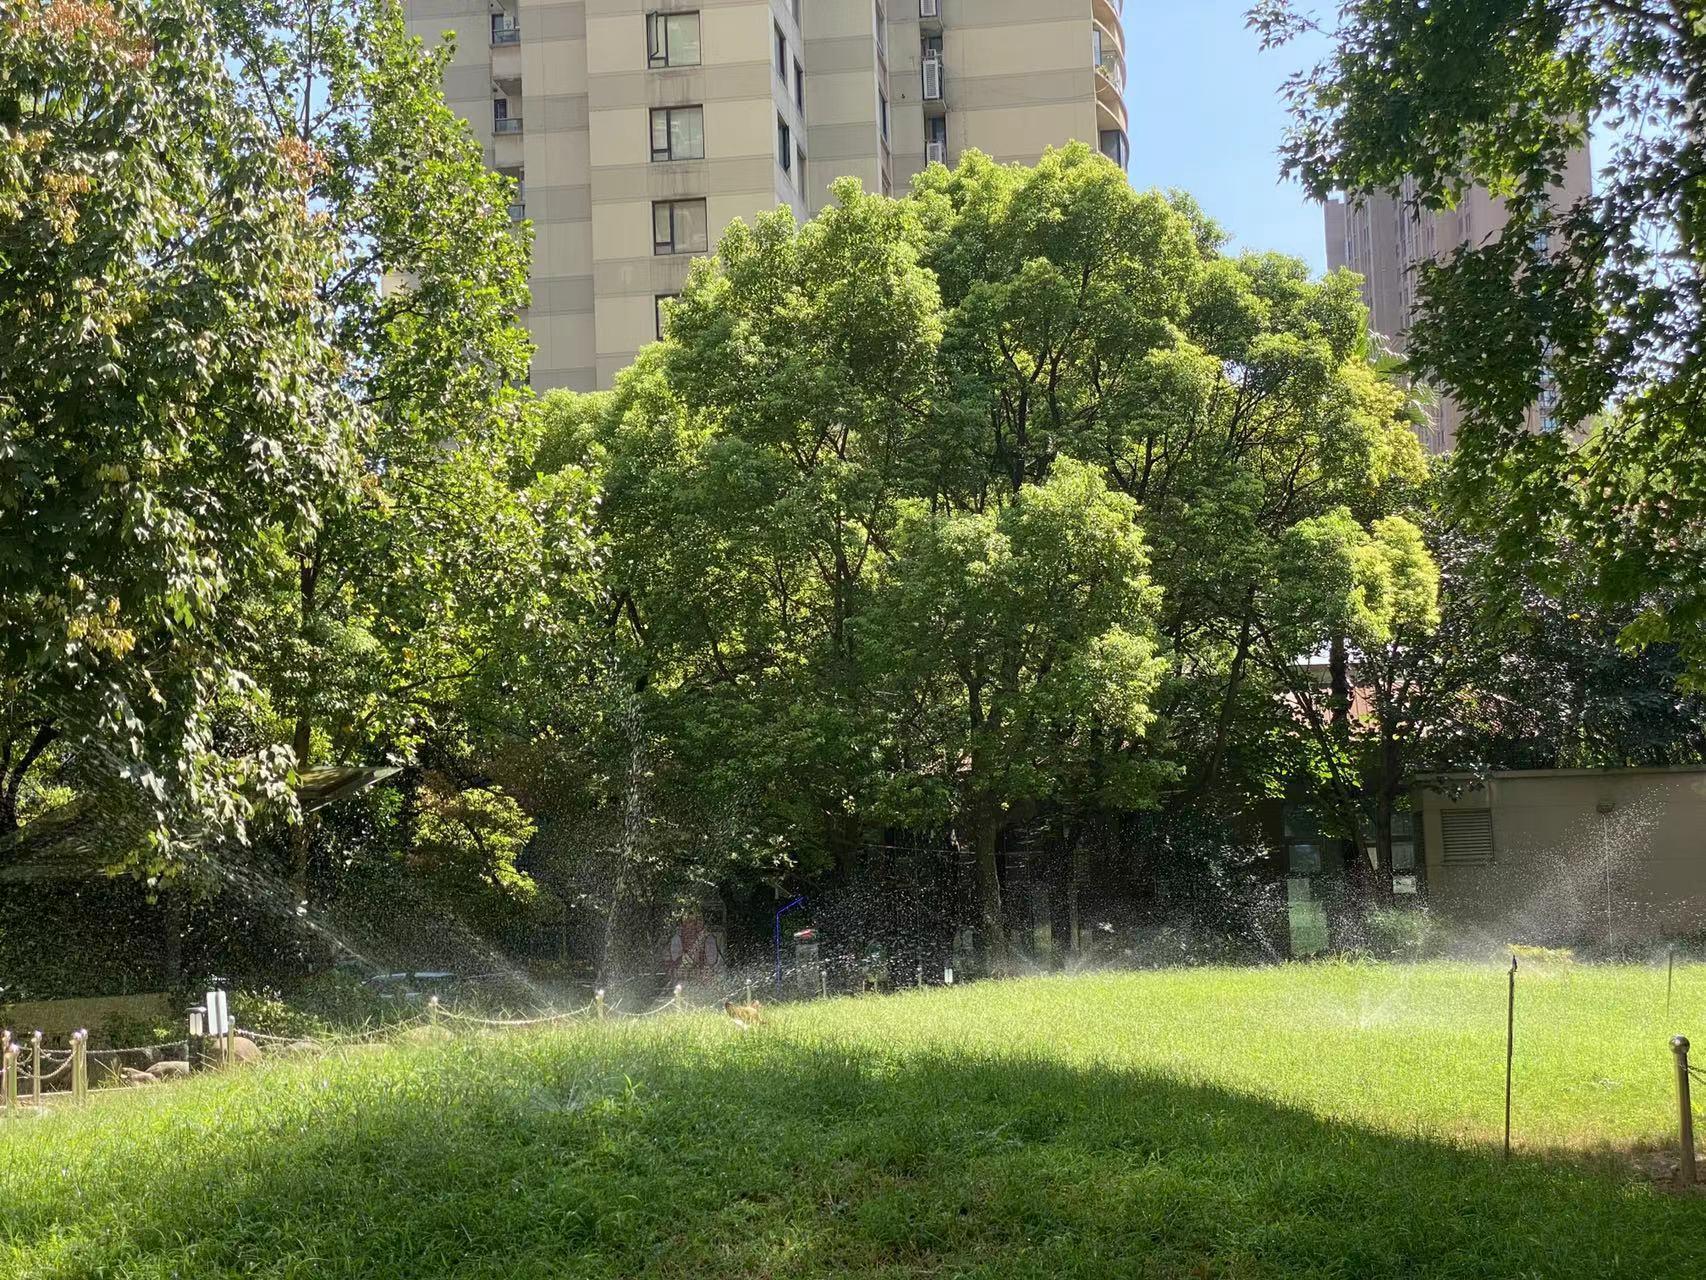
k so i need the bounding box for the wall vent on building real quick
[1440,810,1495,865]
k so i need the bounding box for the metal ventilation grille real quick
[1441,810,1495,865]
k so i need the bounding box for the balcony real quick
[926,140,946,166]
[1093,0,1123,34]
[493,117,523,136]
[491,24,519,46]
[1093,24,1125,95]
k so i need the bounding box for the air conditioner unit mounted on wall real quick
[920,0,940,17]
[926,141,947,165]
[922,53,943,101]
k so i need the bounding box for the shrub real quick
[1362,907,1437,959]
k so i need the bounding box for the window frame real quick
[652,198,709,256]
[775,20,787,78]
[647,11,702,68]
[794,58,805,112]
[650,105,705,163]
[655,293,679,340]
[778,115,792,174]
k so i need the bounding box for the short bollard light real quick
[3,1043,17,1116]
[188,1005,207,1072]
[673,984,685,1013]
[595,989,607,1021]
[428,995,441,1033]
[30,1030,42,1109]
[1674,1035,1696,1187]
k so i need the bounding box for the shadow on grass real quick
[2,1030,1702,1279]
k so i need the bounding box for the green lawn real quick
[3,962,1704,1278]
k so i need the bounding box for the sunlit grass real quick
[2,963,1703,1278]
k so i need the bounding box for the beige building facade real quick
[1324,151,1591,452]
[1417,768,1706,945]
[405,0,1129,390]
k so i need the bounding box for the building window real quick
[647,11,701,68]
[796,143,806,188]
[879,90,889,142]
[794,58,805,112]
[1098,128,1128,168]
[490,12,520,44]
[775,21,787,77]
[874,0,886,58]
[653,198,709,255]
[655,294,678,340]
[778,116,792,174]
[650,106,705,162]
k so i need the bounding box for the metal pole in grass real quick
[30,1031,42,1110]
[819,969,827,1000]
[673,983,684,1013]
[1668,946,1677,1016]
[745,979,753,1008]
[1504,954,1518,1161]
[72,1030,87,1106]
[428,995,440,1034]
[1673,1037,1696,1187]
[3,1043,16,1116]
[595,988,606,1021]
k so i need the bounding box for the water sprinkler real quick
[773,895,806,992]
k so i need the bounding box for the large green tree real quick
[863,460,1167,972]
[1253,0,1706,677]
[0,0,350,867]
[208,0,547,901]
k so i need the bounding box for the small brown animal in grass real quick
[722,999,763,1029]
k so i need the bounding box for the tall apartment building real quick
[404,0,1130,390]
[1324,150,1591,453]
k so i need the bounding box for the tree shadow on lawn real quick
[3,1035,1703,1280]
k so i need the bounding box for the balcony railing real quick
[493,117,524,135]
[1094,36,1124,94]
[491,24,520,45]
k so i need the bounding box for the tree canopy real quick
[1253,0,1706,679]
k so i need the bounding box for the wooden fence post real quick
[71,1030,88,1106]
[30,1031,42,1110]
[3,1043,16,1116]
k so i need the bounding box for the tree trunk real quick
[969,805,1008,976]
[288,554,318,907]
[1198,597,1257,795]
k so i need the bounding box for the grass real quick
[3,962,1705,1277]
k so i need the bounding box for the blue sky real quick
[1123,2,1333,274]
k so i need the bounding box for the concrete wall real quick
[1418,768,1706,945]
